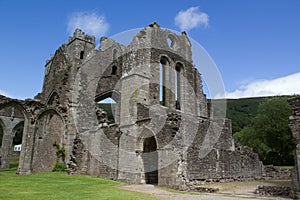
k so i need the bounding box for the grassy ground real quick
[0,160,157,200]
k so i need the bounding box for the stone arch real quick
[136,128,158,184]
[46,90,59,106]
[12,121,24,146]
[31,108,66,173]
[159,55,171,107]
[175,61,185,75]
[167,34,177,49]
[0,100,28,169]
[0,100,30,121]
[95,90,120,103]
[95,90,121,125]
[10,121,24,167]
[174,62,185,110]
[95,67,121,100]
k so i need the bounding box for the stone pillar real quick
[288,96,300,198]
[162,63,170,108]
[169,66,176,110]
[18,123,36,174]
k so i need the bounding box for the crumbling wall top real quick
[289,96,300,139]
[68,29,95,44]
[127,22,193,62]
[289,96,300,115]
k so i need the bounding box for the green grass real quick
[0,168,157,200]
[279,166,294,169]
[9,156,19,169]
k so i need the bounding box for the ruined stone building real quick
[0,23,263,188]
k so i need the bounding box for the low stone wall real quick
[263,165,292,180]
[255,185,292,198]
[180,185,219,193]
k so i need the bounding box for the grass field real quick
[0,159,157,200]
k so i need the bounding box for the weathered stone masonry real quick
[0,23,264,188]
[289,96,300,197]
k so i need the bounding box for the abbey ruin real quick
[0,23,267,188]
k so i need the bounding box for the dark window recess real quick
[111,65,118,75]
[80,51,84,59]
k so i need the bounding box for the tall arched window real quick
[160,56,170,107]
[175,63,183,110]
[47,91,59,106]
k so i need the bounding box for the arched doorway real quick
[0,103,26,169]
[32,110,65,173]
[142,136,158,184]
[10,121,24,168]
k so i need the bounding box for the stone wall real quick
[288,96,300,196]
[187,119,262,183]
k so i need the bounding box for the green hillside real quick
[224,95,295,165]
[226,97,270,134]
[224,96,293,134]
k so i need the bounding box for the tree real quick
[234,96,294,166]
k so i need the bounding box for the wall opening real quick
[10,121,24,168]
[142,136,158,184]
[13,122,23,146]
[160,56,169,107]
[167,35,176,49]
[159,63,163,105]
[111,65,118,75]
[0,105,25,169]
[167,38,173,47]
[47,92,59,106]
[97,97,116,124]
[175,63,183,110]
[80,51,84,59]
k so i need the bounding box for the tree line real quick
[228,96,295,166]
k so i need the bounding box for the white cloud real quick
[0,89,11,97]
[175,6,209,31]
[0,90,7,96]
[68,11,109,36]
[224,72,300,99]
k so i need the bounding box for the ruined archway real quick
[12,121,23,146]
[31,109,65,173]
[0,101,27,169]
[95,90,120,125]
[143,135,158,184]
[9,121,24,168]
[46,90,59,106]
[137,129,158,184]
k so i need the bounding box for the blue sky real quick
[0,0,299,99]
